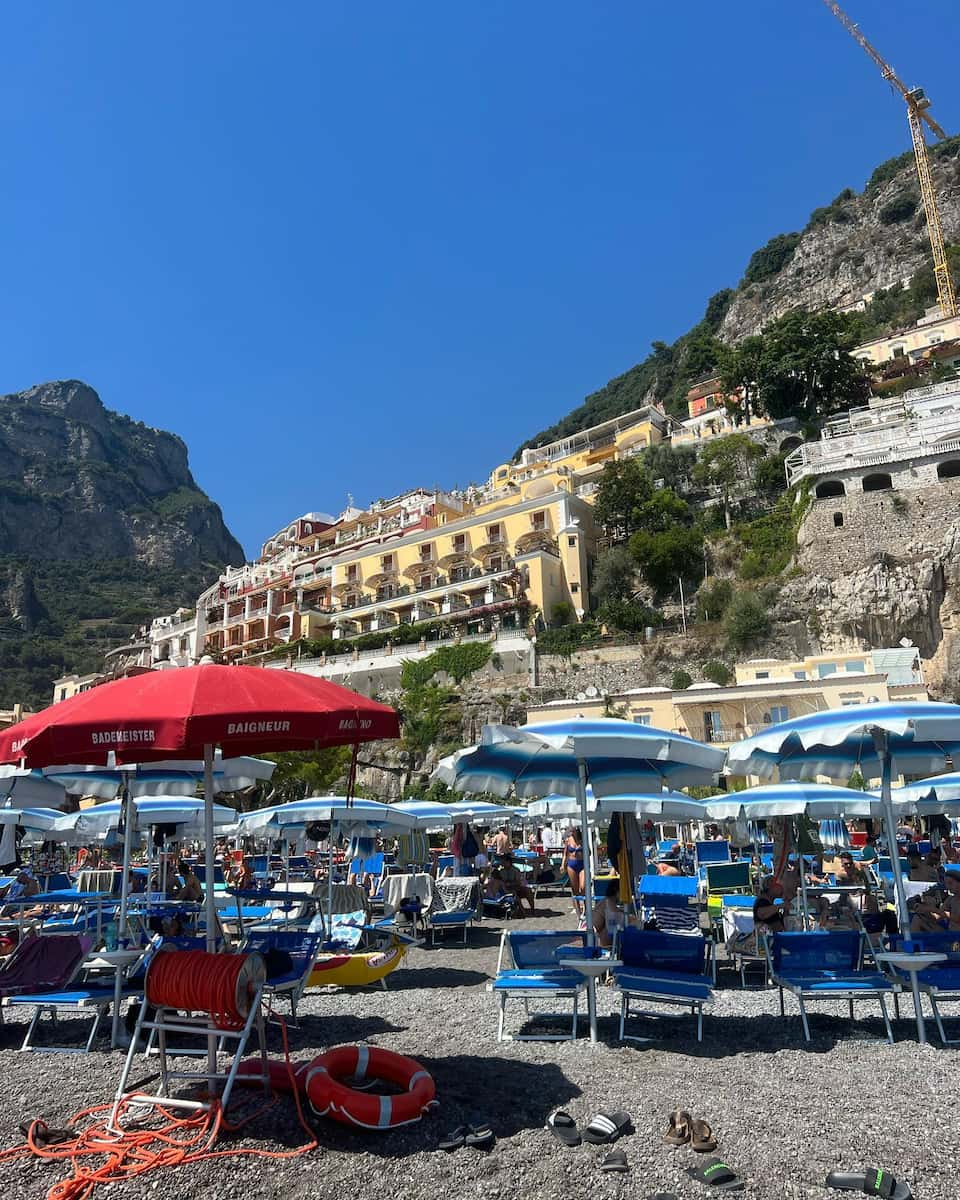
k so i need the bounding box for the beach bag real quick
[262,948,294,980]
[461,829,480,859]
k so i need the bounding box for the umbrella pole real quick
[203,744,218,1090]
[794,820,811,928]
[874,729,910,939]
[577,759,599,1044]
[112,784,136,1049]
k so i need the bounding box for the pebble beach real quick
[0,901,954,1200]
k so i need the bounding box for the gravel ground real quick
[0,900,955,1200]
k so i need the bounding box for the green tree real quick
[702,659,733,686]
[692,433,764,528]
[671,668,693,691]
[695,577,733,622]
[597,597,662,634]
[641,443,697,491]
[591,545,637,606]
[593,459,655,540]
[256,747,353,808]
[756,309,870,424]
[629,525,704,594]
[551,601,575,627]
[717,335,765,425]
[635,488,692,533]
[723,590,771,650]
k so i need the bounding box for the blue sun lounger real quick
[766,930,895,1043]
[240,929,325,1022]
[883,932,960,1045]
[614,927,714,1043]
[491,929,587,1042]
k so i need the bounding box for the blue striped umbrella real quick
[434,718,723,1043]
[704,781,882,821]
[527,786,707,824]
[727,701,960,928]
[54,796,239,835]
[237,796,417,835]
[892,772,960,815]
[0,767,70,809]
[43,754,275,799]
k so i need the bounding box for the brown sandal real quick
[690,1118,717,1153]
[663,1109,692,1146]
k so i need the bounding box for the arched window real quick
[815,480,845,499]
[937,460,960,480]
[862,473,893,493]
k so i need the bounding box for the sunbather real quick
[753,877,787,934]
[910,872,960,932]
[908,852,940,883]
[593,879,623,948]
[0,870,40,917]
[172,861,204,903]
[497,855,536,915]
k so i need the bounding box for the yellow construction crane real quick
[822,0,957,319]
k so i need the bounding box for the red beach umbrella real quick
[0,665,400,955]
[0,664,399,766]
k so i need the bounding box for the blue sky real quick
[0,1,957,558]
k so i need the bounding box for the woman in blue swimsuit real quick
[562,827,585,917]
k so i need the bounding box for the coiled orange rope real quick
[0,963,318,1200]
[146,950,254,1030]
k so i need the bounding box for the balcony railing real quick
[329,563,517,621]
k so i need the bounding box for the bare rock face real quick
[778,484,960,699]
[720,144,960,343]
[0,380,243,569]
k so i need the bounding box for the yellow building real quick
[852,308,960,372]
[201,485,595,660]
[485,404,669,500]
[192,403,681,662]
[526,647,927,751]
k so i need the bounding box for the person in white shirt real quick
[541,823,561,852]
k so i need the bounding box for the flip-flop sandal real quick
[439,1125,468,1152]
[825,1169,913,1199]
[19,1121,75,1148]
[546,1109,581,1147]
[687,1157,745,1191]
[464,1123,495,1150]
[600,1148,629,1173]
[583,1110,633,1144]
[663,1109,693,1146]
[691,1118,718,1153]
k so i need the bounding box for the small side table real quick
[557,956,622,1045]
[875,951,947,1045]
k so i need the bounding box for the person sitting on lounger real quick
[833,852,868,886]
[754,877,787,934]
[908,852,940,884]
[910,871,960,933]
[593,879,624,948]
[172,861,204,903]
[497,854,536,916]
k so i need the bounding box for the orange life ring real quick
[305,1045,436,1129]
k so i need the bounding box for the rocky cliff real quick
[719,140,960,343]
[0,380,243,708]
[0,380,242,569]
